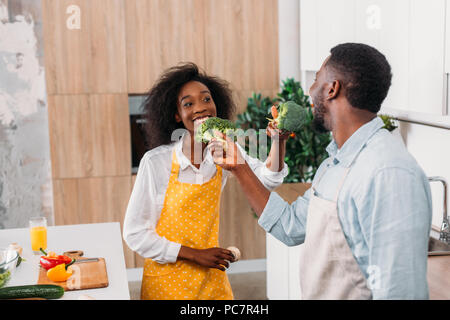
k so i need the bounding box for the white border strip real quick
[227,258,266,274]
[126,259,267,282]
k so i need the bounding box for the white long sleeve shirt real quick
[123,137,288,264]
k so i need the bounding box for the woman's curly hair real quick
[141,62,236,150]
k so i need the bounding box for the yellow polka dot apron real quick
[140,150,233,300]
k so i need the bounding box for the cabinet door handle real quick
[444,73,449,116]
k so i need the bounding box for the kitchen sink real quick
[428,237,450,256]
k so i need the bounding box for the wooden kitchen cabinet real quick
[53,176,133,226]
[42,0,127,94]
[42,0,91,94]
[43,0,280,269]
[219,176,267,260]
[125,0,206,94]
[48,94,93,178]
[88,94,131,177]
[47,94,131,179]
[428,256,450,299]
[53,176,136,268]
[204,0,279,92]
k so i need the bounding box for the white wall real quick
[0,0,53,228]
[266,0,303,300]
[398,122,450,233]
[278,0,300,81]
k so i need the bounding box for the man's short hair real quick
[326,43,392,113]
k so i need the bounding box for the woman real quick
[123,62,289,300]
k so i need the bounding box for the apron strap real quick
[333,167,351,203]
[170,149,223,184]
[313,146,365,203]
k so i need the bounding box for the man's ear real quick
[327,80,341,100]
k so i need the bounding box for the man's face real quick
[309,58,331,133]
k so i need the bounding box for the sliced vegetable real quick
[39,248,73,270]
[46,259,75,282]
[271,105,278,119]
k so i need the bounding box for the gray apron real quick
[299,158,372,300]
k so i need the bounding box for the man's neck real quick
[332,112,377,149]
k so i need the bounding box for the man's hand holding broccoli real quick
[268,101,308,134]
[205,101,307,171]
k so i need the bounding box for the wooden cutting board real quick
[37,250,109,291]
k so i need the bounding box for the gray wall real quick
[0,0,53,228]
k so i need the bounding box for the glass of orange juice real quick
[29,217,47,254]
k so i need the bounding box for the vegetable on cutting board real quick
[39,248,74,270]
[46,259,76,282]
[0,284,64,299]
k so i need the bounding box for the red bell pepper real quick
[39,248,73,270]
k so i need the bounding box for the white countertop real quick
[0,222,130,300]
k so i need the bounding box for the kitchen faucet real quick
[428,176,449,244]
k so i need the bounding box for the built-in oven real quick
[129,95,149,174]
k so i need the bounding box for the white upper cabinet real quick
[408,0,446,115]
[355,0,409,113]
[300,0,356,71]
[300,0,318,71]
[300,0,449,118]
[447,0,450,74]
[445,0,450,115]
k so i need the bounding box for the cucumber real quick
[0,284,64,299]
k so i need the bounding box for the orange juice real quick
[30,226,47,252]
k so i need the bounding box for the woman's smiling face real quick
[175,80,217,134]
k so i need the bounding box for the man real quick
[210,43,432,299]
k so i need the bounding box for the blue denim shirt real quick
[258,117,432,299]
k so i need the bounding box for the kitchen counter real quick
[0,222,130,300]
[428,255,450,300]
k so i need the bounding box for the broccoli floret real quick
[0,270,11,288]
[194,117,236,143]
[270,101,307,132]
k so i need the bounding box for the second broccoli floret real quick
[269,101,308,132]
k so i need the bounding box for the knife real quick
[73,258,99,264]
